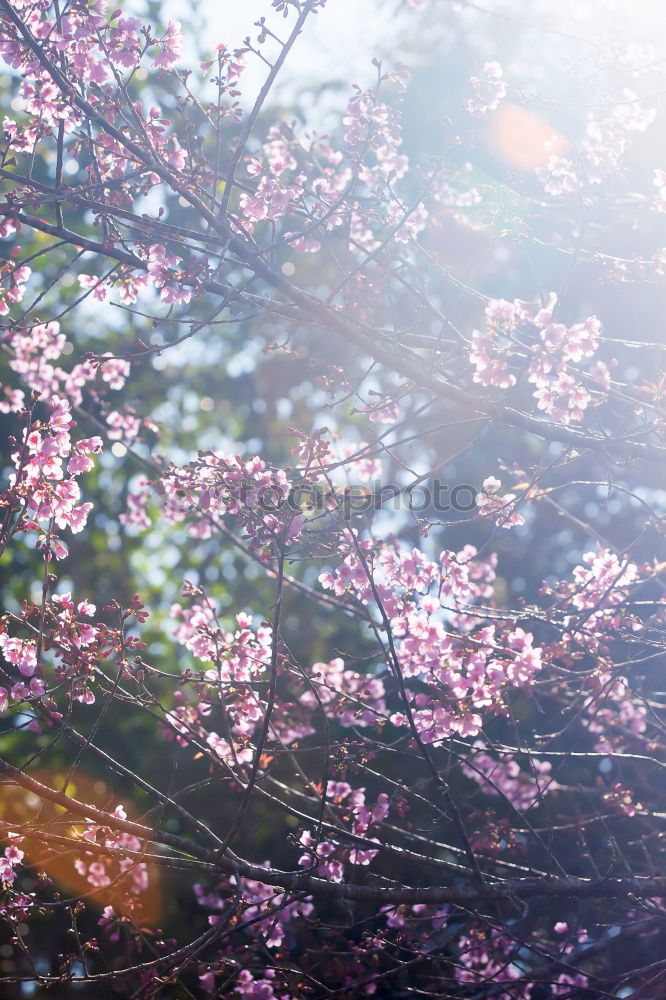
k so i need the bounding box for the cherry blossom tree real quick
[0,0,665,996]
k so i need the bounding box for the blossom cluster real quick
[74,804,149,899]
[320,536,544,743]
[195,870,313,950]
[537,95,657,196]
[467,62,507,117]
[159,452,306,557]
[298,780,390,881]
[461,745,556,811]
[469,293,611,425]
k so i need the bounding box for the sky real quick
[172,0,412,120]
[167,0,666,128]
